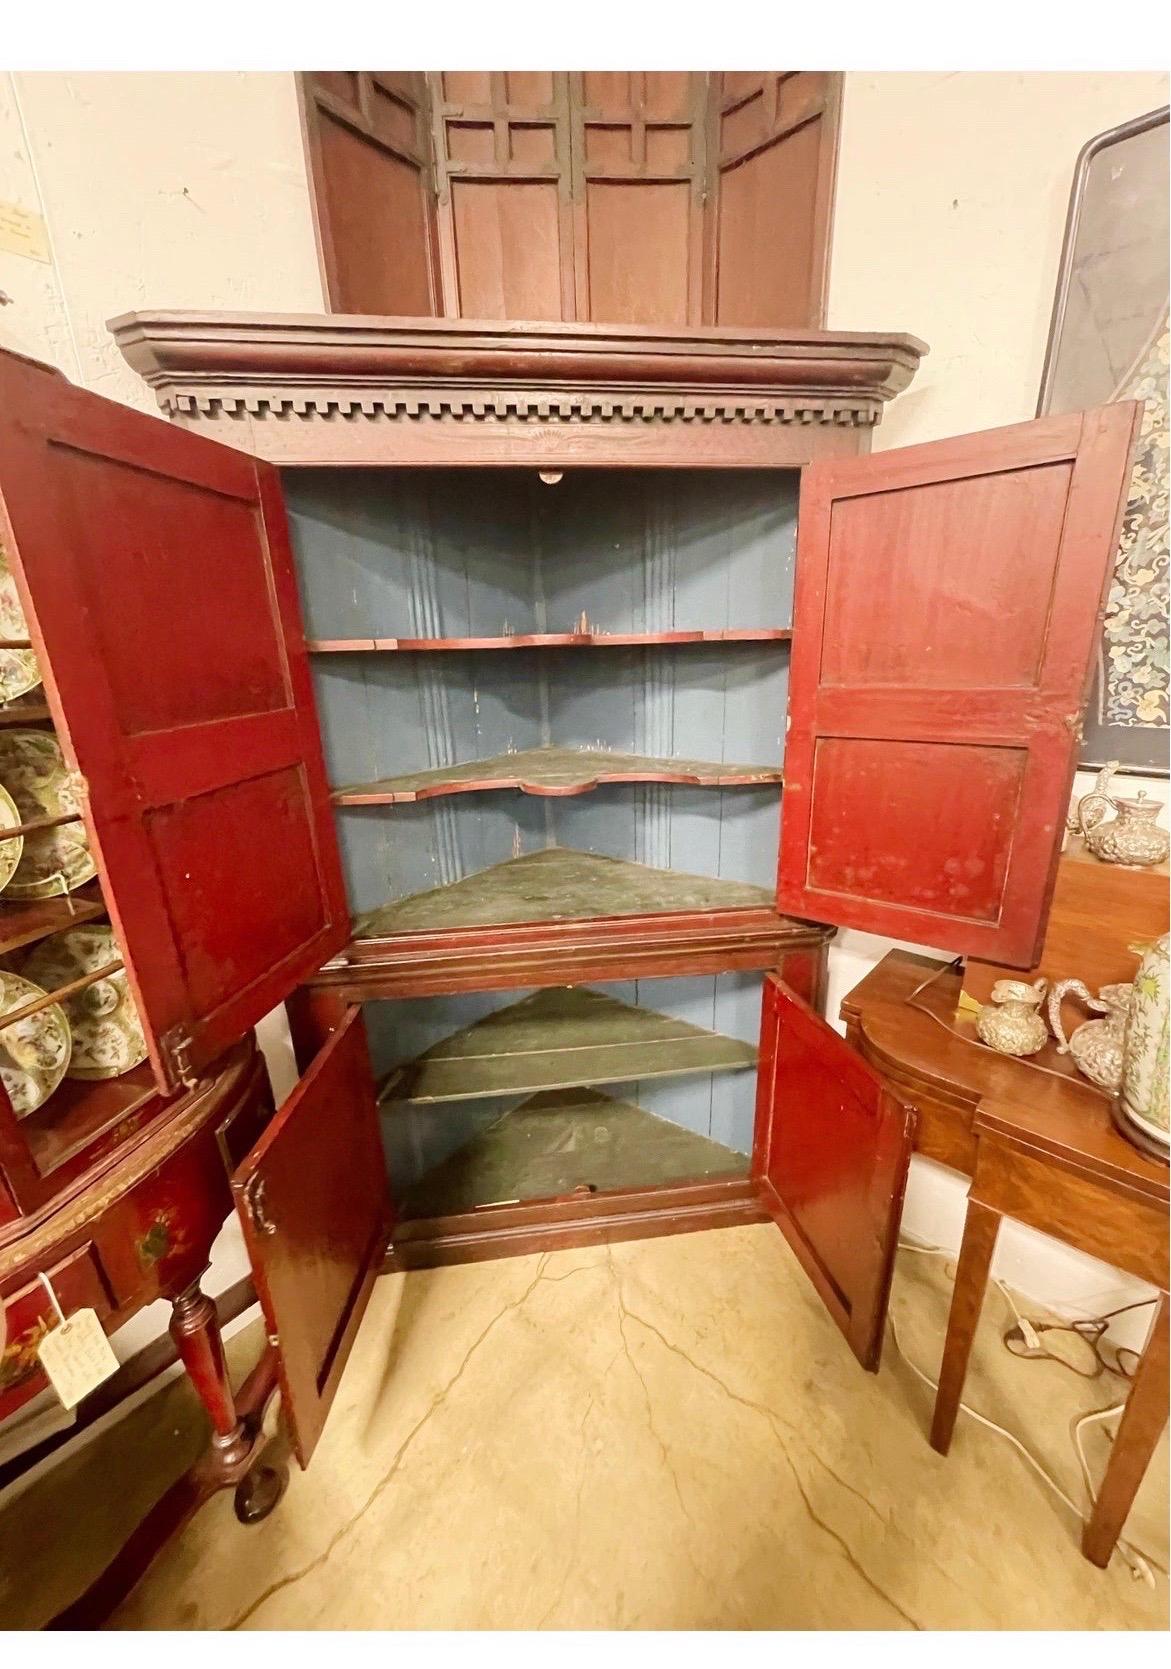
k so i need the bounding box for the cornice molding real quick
[109,311,928,467]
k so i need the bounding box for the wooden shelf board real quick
[396,1086,748,1219]
[309,629,791,653]
[0,887,106,957]
[0,702,52,728]
[353,848,775,940]
[333,745,783,805]
[23,1063,158,1175]
[380,985,757,1105]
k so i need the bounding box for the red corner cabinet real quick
[0,322,1138,1616]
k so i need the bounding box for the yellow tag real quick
[0,200,51,263]
[955,991,983,1018]
[36,1308,119,1409]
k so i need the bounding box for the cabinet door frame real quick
[753,975,916,1369]
[0,349,351,1092]
[232,1005,390,1467]
[778,402,1142,967]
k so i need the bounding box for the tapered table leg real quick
[930,1198,1001,1455]
[1082,1291,1170,1568]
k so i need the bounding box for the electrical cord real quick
[904,958,1117,1094]
[892,1240,1164,1587]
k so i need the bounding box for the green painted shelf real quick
[379,985,758,1105]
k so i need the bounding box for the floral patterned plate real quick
[0,539,42,705]
[0,782,23,895]
[0,729,96,899]
[23,925,146,1081]
[0,970,71,1117]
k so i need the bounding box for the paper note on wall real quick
[0,201,51,263]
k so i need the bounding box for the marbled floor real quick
[0,1227,1167,1630]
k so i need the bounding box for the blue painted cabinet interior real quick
[283,466,798,1204]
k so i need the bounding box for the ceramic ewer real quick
[1077,763,1170,868]
[1119,933,1170,1152]
[22,925,147,1081]
[0,970,71,1117]
[1046,979,1131,1092]
[976,978,1049,1057]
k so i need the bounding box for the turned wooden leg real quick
[1082,1291,1170,1568]
[169,1281,249,1469]
[930,1198,1001,1455]
[49,1345,284,1628]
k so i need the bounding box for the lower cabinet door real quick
[752,976,916,1370]
[232,1007,390,1465]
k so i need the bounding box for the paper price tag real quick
[37,1308,119,1409]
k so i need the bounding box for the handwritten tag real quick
[37,1308,118,1409]
[0,200,51,263]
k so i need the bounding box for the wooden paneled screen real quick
[297,72,841,327]
[299,72,440,314]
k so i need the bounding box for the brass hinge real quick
[162,1026,198,1090]
[245,1174,277,1237]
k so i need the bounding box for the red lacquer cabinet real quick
[0,318,1140,1623]
[0,349,390,1622]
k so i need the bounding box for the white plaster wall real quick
[829,71,1170,449]
[0,72,322,403]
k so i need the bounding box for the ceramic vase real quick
[1120,933,1170,1151]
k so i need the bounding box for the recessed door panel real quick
[806,738,1027,922]
[821,462,1074,689]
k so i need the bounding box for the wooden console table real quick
[842,951,1169,1568]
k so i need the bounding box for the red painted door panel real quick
[233,1007,389,1467]
[0,350,350,1090]
[753,977,915,1369]
[778,404,1141,966]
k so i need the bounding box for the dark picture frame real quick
[1038,105,1169,776]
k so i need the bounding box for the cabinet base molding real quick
[383,1175,765,1270]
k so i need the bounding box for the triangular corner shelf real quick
[354,848,775,939]
[379,985,758,1104]
[333,744,783,805]
[396,1085,749,1219]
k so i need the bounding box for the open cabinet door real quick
[0,349,350,1090]
[233,1007,390,1466]
[753,977,915,1369]
[778,404,1141,967]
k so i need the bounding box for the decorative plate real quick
[0,539,42,705]
[0,970,71,1118]
[23,926,146,1081]
[0,782,24,896]
[0,729,96,898]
